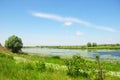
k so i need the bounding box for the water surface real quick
[22,48,120,59]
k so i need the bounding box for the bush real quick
[35,61,46,72]
[96,54,104,80]
[52,55,60,59]
[24,61,46,72]
[65,55,89,77]
[5,35,23,53]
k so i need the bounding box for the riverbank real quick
[0,50,120,80]
[24,45,120,50]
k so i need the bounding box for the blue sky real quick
[0,0,120,46]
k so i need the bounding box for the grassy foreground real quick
[0,51,120,80]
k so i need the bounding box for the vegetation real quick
[96,54,103,80]
[23,42,120,50]
[0,44,11,53]
[1,38,120,80]
[0,49,120,80]
[0,43,2,46]
[87,42,97,47]
[65,55,91,77]
[93,42,97,47]
[87,42,92,47]
[24,44,120,49]
[5,35,23,53]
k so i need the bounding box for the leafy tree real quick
[116,43,120,46]
[87,42,92,47]
[0,43,2,46]
[5,35,23,53]
[92,42,97,47]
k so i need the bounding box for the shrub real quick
[35,61,46,72]
[52,55,60,59]
[96,54,104,80]
[24,61,46,72]
[5,35,23,53]
[65,55,89,77]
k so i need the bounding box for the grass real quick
[0,51,120,80]
[0,52,68,80]
[24,45,120,49]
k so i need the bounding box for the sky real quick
[0,0,120,46]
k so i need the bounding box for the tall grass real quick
[0,52,120,80]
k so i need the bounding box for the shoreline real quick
[23,46,120,50]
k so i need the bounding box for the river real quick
[22,48,120,59]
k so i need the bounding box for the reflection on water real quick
[22,48,120,59]
[92,50,120,59]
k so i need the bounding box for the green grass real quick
[24,45,120,49]
[0,52,68,80]
[0,52,120,80]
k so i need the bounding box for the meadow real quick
[0,49,120,80]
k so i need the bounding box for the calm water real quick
[22,48,120,59]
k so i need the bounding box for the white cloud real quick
[76,31,84,36]
[32,12,64,22]
[94,26,115,32]
[31,11,116,32]
[64,22,73,26]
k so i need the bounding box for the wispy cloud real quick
[32,11,116,32]
[93,26,115,32]
[64,22,73,26]
[76,31,84,36]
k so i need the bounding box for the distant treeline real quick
[24,43,120,49]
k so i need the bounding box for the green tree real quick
[92,42,97,47]
[5,35,23,53]
[116,43,120,46]
[0,43,2,46]
[87,42,92,47]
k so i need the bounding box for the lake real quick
[22,48,120,60]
